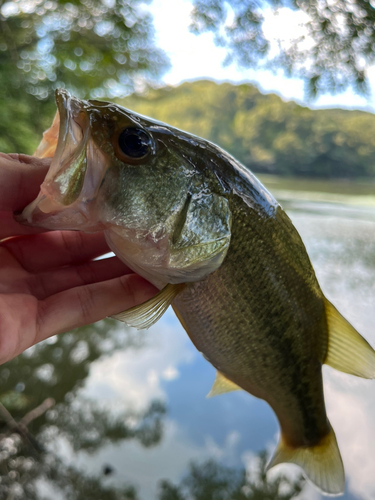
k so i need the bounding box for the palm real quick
[0,231,156,365]
[0,153,157,365]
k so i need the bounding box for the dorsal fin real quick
[207,371,241,398]
[324,298,375,378]
[111,283,185,330]
[33,110,60,158]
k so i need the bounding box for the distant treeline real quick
[119,80,375,179]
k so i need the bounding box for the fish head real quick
[19,89,232,286]
[21,89,190,230]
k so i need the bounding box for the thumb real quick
[0,153,50,212]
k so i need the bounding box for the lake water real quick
[1,176,375,500]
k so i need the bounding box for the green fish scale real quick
[174,196,329,447]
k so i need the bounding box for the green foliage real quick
[0,0,169,154]
[119,79,375,178]
[191,0,375,96]
[158,452,305,500]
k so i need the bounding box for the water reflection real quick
[1,178,375,500]
[283,191,375,500]
[0,320,167,499]
[158,453,304,500]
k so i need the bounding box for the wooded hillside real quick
[119,80,375,179]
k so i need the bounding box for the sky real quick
[149,0,375,113]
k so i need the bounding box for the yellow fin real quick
[207,371,241,398]
[33,110,60,158]
[324,298,375,378]
[111,283,185,330]
[267,423,345,496]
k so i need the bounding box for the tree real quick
[158,453,305,500]
[190,0,375,97]
[119,80,375,178]
[0,0,169,153]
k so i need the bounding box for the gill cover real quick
[104,189,232,288]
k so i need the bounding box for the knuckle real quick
[77,285,97,323]
[0,243,22,269]
[60,231,87,264]
[35,299,48,342]
[119,275,137,307]
[28,274,49,299]
[76,262,97,286]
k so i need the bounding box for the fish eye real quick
[117,127,152,160]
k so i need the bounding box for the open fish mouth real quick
[16,89,100,230]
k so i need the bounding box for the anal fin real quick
[111,283,186,330]
[267,422,345,496]
[324,298,375,378]
[207,371,241,398]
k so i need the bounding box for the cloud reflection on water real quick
[80,319,195,413]
[290,205,375,500]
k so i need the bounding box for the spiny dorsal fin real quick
[324,298,375,378]
[111,283,186,330]
[33,110,60,158]
[267,422,345,496]
[207,371,241,398]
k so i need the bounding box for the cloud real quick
[80,310,196,412]
[324,370,375,500]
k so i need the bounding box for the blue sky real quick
[149,0,375,113]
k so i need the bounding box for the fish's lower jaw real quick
[37,195,62,215]
[17,193,100,232]
[15,193,47,226]
[267,425,345,496]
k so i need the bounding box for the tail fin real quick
[267,423,345,496]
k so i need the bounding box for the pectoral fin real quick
[267,422,344,495]
[207,371,241,397]
[112,283,186,330]
[324,298,375,378]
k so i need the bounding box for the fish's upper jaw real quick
[31,88,91,206]
[18,89,108,231]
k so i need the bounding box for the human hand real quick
[0,153,157,365]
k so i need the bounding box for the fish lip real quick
[16,89,91,228]
[54,88,88,163]
[54,88,70,155]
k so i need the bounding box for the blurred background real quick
[1,1,375,499]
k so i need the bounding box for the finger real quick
[1,231,112,272]
[30,256,132,299]
[36,274,158,342]
[0,153,50,211]
[0,212,48,240]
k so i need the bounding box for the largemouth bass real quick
[19,89,375,496]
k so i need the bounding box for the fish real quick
[19,89,375,496]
